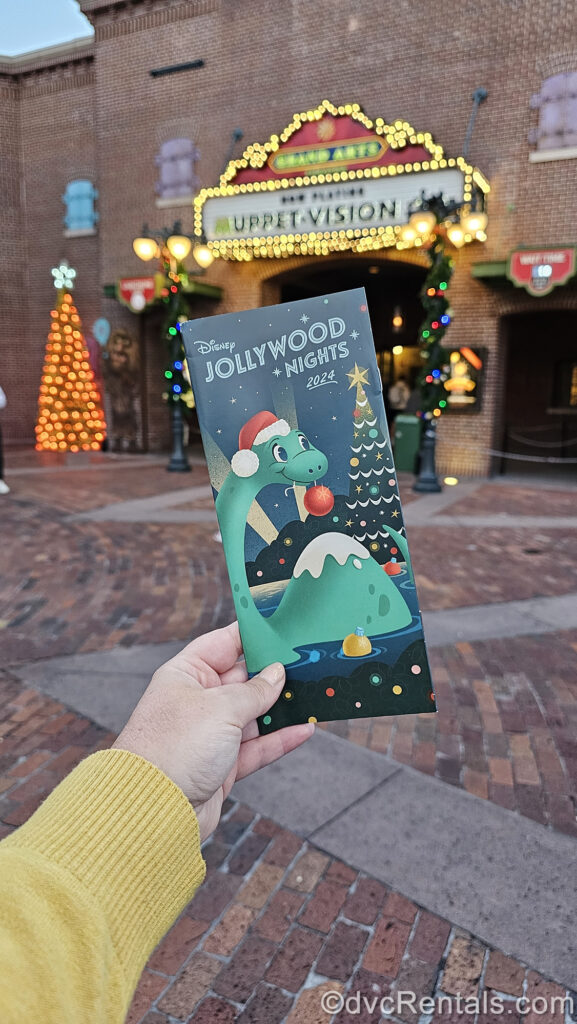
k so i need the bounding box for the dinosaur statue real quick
[215,410,413,672]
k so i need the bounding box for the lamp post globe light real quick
[132,222,214,472]
[395,191,488,493]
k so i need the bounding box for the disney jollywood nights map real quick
[182,289,436,734]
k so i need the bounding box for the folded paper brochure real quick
[182,288,436,734]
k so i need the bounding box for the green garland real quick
[417,237,455,420]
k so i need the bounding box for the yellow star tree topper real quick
[347,363,370,390]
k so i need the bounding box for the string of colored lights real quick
[416,237,454,421]
[35,290,106,452]
[161,272,193,407]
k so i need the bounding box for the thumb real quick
[219,662,285,729]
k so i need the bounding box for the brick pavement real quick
[323,631,577,837]
[0,680,572,1023]
[445,482,577,519]
[2,455,577,836]
[2,454,577,1018]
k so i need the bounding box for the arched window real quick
[155,138,199,203]
[530,72,577,152]
[62,179,99,235]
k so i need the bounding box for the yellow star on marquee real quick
[347,364,370,390]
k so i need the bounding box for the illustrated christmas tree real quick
[35,261,106,452]
[344,363,404,569]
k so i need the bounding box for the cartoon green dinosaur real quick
[215,411,412,672]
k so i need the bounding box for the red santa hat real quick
[230,410,290,477]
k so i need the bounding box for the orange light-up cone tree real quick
[35,261,106,452]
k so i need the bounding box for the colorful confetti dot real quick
[279,558,285,565]
[350,457,359,466]
[370,673,382,686]
[263,715,271,725]
[308,716,318,723]
[326,687,335,697]
[411,665,422,675]
[393,685,403,695]
[369,428,378,438]
[283,690,293,700]
[355,701,362,708]
[429,692,435,701]
[284,537,292,546]
[388,479,396,486]
[256,570,263,577]
[332,515,339,523]
[390,547,398,555]
[360,519,366,526]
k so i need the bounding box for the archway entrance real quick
[265,258,427,403]
[501,310,577,477]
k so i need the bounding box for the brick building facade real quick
[1,0,576,475]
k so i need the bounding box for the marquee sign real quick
[194,99,490,261]
[507,247,576,297]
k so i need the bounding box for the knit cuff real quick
[3,749,206,986]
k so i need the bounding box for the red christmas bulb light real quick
[304,485,334,517]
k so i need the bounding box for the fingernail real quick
[260,662,285,686]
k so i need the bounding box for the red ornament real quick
[353,408,361,418]
[384,560,402,576]
[304,485,334,517]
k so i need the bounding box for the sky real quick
[0,0,92,56]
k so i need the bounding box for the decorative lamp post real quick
[132,221,214,472]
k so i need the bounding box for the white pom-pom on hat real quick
[231,449,260,477]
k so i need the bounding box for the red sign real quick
[232,107,430,186]
[507,247,576,296]
[117,275,163,311]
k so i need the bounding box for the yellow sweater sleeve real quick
[0,748,206,1024]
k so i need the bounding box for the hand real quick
[112,622,314,841]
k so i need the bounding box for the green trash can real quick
[393,414,421,473]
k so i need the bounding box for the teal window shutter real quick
[63,179,99,231]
